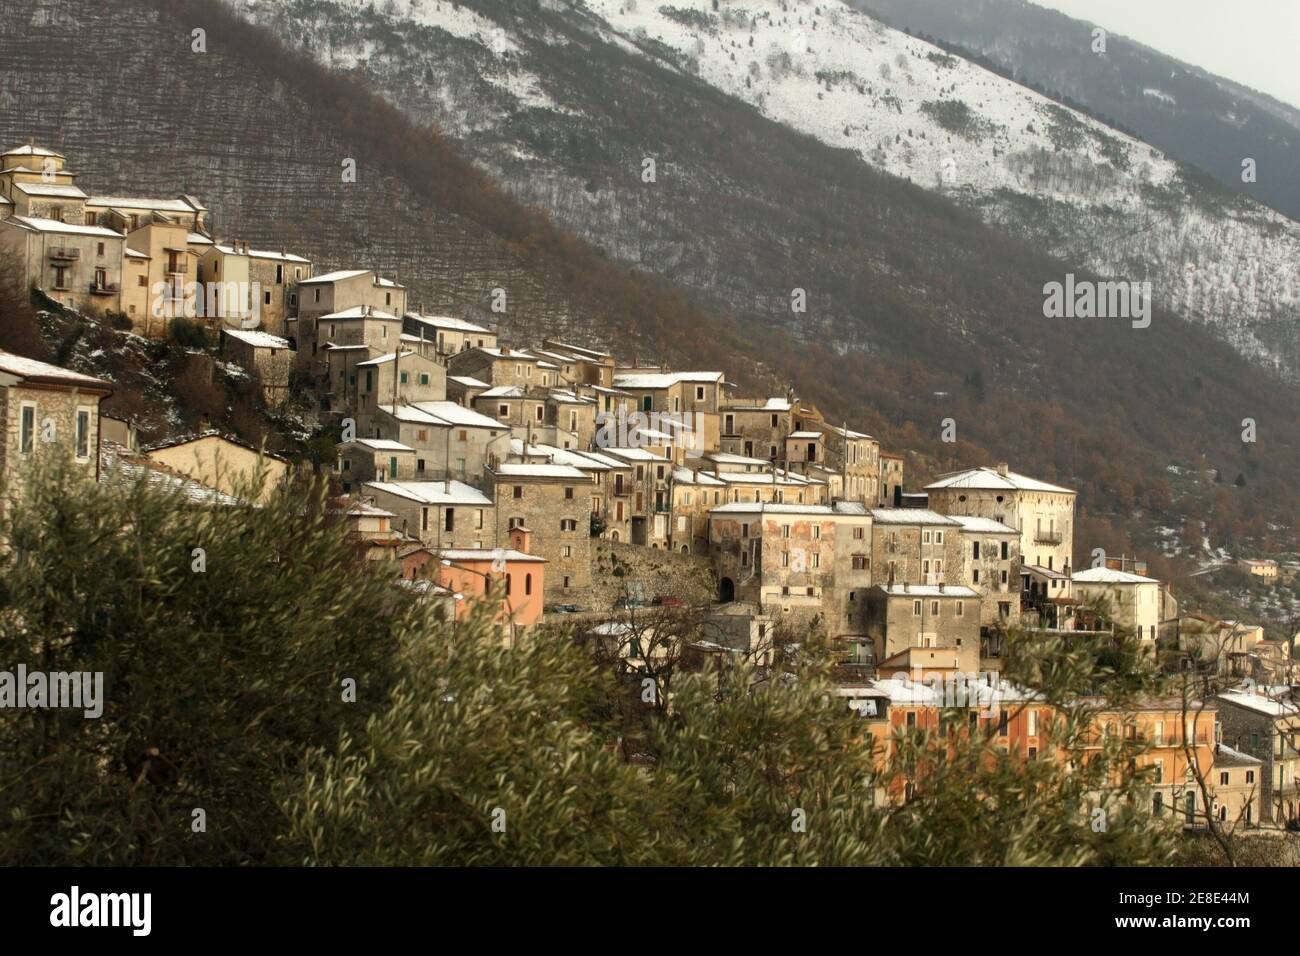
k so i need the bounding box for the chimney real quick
[996,462,1008,477]
[938,581,944,592]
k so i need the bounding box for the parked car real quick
[614,597,649,610]
[654,595,684,607]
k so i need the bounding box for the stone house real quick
[0,144,86,223]
[0,350,111,520]
[863,584,981,675]
[364,479,496,550]
[1210,744,1263,831]
[448,347,567,389]
[491,462,592,602]
[337,438,418,489]
[369,401,510,481]
[868,509,965,589]
[949,515,1021,662]
[351,349,447,429]
[537,339,616,387]
[719,395,796,461]
[290,270,406,366]
[1215,690,1300,826]
[402,312,497,356]
[446,374,490,408]
[220,328,293,407]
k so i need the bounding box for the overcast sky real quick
[1032,0,1300,109]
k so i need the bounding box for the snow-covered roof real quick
[479,385,526,398]
[3,144,64,158]
[213,243,311,263]
[494,462,589,480]
[439,548,546,563]
[86,195,203,213]
[788,430,823,440]
[405,312,493,334]
[707,452,770,466]
[12,181,86,199]
[344,438,415,453]
[925,466,1074,495]
[100,441,242,507]
[602,446,670,463]
[318,306,399,321]
[709,502,834,515]
[296,268,369,284]
[949,515,1019,535]
[1073,567,1160,585]
[365,480,492,506]
[614,370,723,389]
[1216,691,1300,718]
[869,508,961,526]
[448,375,489,389]
[4,214,122,238]
[0,349,111,388]
[380,401,505,431]
[875,584,980,598]
[222,328,290,350]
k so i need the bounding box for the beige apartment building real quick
[0,350,111,520]
[363,479,496,551]
[197,241,312,334]
[1071,567,1164,643]
[368,400,511,482]
[868,509,965,589]
[0,215,126,314]
[926,463,1076,574]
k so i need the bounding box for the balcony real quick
[1034,530,1064,545]
[48,247,80,261]
[89,281,119,295]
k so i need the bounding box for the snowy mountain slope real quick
[581,0,1300,377]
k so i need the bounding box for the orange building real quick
[434,525,546,644]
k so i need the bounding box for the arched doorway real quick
[718,577,735,603]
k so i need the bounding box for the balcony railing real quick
[48,247,80,260]
[1034,530,1063,544]
[89,281,119,295]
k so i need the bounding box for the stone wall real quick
[589,540,716,611]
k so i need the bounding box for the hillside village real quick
[2,140,1298,835]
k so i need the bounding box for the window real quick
[75,408,91,460]
[389,456,398,478]
[1027,709,1037,736]
[564,487,574,500]
[955,601,964,618]
[853,527,864,540]
[400,372,408,385]
[998,710,1009,737]
[922,531,931,544]
[560,519,578,532]
[934,531,943,544]
[1001,541,1009,560]
[513,486,523,499]
[97,241,105,256]
[973,541,980,559]
[525,574,532,595]
[930,601,939,616]
[498,404,509,418]
[20,404,35,456]
[1219,772,1229,786]
[421,508,429,532]
[811,553,820,569]
[1153,793,1164,817]
[561,546,572,558]
[781,524,790,538]
[851,555,868,570]
[972,568,980,584]
[1246,771,1255,784]
[475,510,483,529]
[420,373,430,386]
[444,509,454,532]
[912,600,922,617]
[781,551,789,568]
